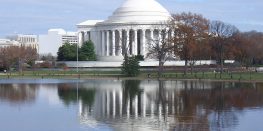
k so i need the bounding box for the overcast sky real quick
[0,0,262,37]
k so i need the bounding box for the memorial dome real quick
[104,0,171,23]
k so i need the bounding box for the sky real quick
[0,0,262,37]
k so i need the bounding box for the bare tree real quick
[172,12,209,75]
[0,46,38,73]
[146,22,175,78]
[209,20,239,77]
[242,31,263,65]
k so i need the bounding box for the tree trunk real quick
[190,61,194,75]
[158,60,164,79]
[191,64,193,75]
[220,52,223,79]
[184,59,188,75]
[18,58,23,74]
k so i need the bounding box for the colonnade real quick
[79,28,173,57]
[100,29,148,57]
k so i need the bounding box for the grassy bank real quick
[0,70,263,82]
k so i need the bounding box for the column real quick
[85,31,88,41]
[127,96,130,119]
[158,29,162,45]
[142,92,146,117]
[119,90,123,116]
[118,30,123,56]
[88,31,91,41]
[101,31,105,56]
[106,31,110,56]
[107,91,110,116]
[113,90,116,118]
[126,30,129,55]
[172,92,175,114]
[141,29,146,56]
[159,103,162,120]
[112,30,116,56]
[135,95,138,118]
[102,92,105,116]
[151,101,154,118]
[148,29,154,54]
[150,29,154,42]
[134,30,138,55]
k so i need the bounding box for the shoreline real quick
[1,75,263,83]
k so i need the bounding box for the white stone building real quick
[6,34,39,51]
[0,39,20,48]
[77,0,171,61]
[38,29,78,56]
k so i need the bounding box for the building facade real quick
[38,29,78,56]
[0,39,20,48]
[77,0,171,61]
[6,34,39,51]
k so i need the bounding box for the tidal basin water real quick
[1,79,263,131]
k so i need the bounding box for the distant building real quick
[0,34,38,52]
[6,34,39,51]
[38,29,78,56]
[0,39,19,47]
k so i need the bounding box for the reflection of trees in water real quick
[0,84,38,104]
[122,80,142,115]
[122,80,141,100]
[57,83,96,107]
[172,81,263,131]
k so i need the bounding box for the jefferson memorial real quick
[77,0,171,62]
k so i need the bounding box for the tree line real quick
[0,46,37,72]
[57,40,96,61]
[147,12,263,77]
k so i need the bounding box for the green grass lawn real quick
[0,70,263,82]
[143,72,263,81]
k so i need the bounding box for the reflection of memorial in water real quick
[76,80,214,130]
[57,80,263,131]
[0,84,38,104]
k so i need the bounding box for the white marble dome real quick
[104,0,171,24]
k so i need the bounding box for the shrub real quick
[121,56,140,77]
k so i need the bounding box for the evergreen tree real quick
[57,40,97,61]
[80,40,96,61]
[121,56,140,77]
[57,42,78,61]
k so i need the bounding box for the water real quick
[0,79,263,131]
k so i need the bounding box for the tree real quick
[0,46,38,72]
[209,20,239,77]
[80,40,96,61]
[39,53,56,68]
[57,40,97,61]
[121,56,140,77]
[147,24,175,78]
[57,83,96,107]
[57,42,78,61]
[172,12,209,74]
[241,31,263,65]
[227,32,252,67]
